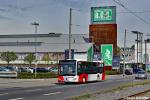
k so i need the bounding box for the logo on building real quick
[91,6,116,24]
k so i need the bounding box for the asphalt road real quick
[0,75,149,100]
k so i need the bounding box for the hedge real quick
[17,72,58,79]
[105,70,121,75]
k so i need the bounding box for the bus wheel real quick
[82,77,86,83]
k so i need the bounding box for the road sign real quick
[65,49,74,59]
[112,55,120,69]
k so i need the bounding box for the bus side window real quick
[99,67,103,73]
[82,65,86,73]
[77,63,82,74]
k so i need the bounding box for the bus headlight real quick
[73,78,77,80]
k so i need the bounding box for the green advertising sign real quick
[101,44,113,66]
[94,9,112,21]
[87,46,93,61]
[91,6,116,24]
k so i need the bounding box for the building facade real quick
[0,33,92,66]
[120,47,135,63]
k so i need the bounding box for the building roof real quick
[0,33,92,53]
[0,33,62,38]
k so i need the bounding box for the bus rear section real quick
[58,60,105,83]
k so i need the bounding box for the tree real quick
[131,45,135,49]
[42,53,51,65]
[117,46,121,56]
[24,53,36,67]
[1,51,18,66]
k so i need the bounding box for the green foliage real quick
[105,70,120,75]
[18,72,57,79]
[117,46,121,56]
[42,53,51,65]
[131,45,135,49]
[66,94,93,100]
[0,51,18,66]
[24,53,36,67]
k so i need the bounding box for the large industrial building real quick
[0,33,92,66]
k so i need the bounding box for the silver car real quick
[135,71,147,79]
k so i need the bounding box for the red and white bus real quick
[58,59,105,83]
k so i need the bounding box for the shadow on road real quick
[55,81,104,85]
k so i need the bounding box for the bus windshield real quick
[59,60,76,76]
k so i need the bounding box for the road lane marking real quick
[26,88,43,92]
[0,93,8,95]
[9,98,24,100]
[43,92,62,96]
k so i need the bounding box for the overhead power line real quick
[118,11,150,14]
[113,0,150,26]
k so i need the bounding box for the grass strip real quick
[66,80,150,100]
[66,94,93,100]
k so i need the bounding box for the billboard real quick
[101,44,113,66]
[93,44,101,61]
[87,46,93,61]
[112,55,120,69]
[89,24,117,55]
[91,6,116,24]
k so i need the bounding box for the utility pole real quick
[140,33,143,64]
[144,39,147,75]
[123,29,127,77]
[32,22,39,78]
[131,31,143,68]
[69,8,72,59]
[136,34,139,66]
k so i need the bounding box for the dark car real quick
[18,67,28,72]
[35,68,50,73]
[133,68,144,73]
[5,66,16,71]
[125,69,132,75]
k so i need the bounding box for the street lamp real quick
[144,38,150,75]
[123,29,127,77]
[31,22,39,78]
[131,31,143,67]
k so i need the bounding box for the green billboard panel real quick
[101,44,113,66]
[91,6,116,24]
[87,46,93,61]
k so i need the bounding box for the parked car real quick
[35,68,50,73]
[133,68,144,73]
[135,71,147,79]
[0,66,11,72]
[5,66,16,71]
[50,67,58,73]
[18,67,28,72]
[24,67,34,73]
[125,69,132,75]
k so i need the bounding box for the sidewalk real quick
[105,74,134,80]
[0,78,57,89]
[106,73,150,80]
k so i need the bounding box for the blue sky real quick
[0,0,150,47]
